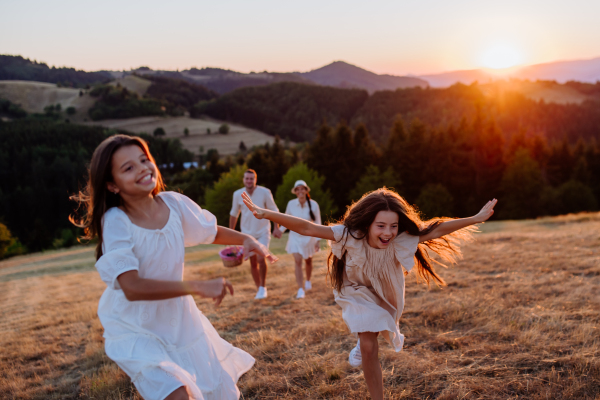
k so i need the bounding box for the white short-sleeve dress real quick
[329,224,420,351]
[95,191,254,400]
[282,198,321,259]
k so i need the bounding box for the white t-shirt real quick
[230,186,279,237]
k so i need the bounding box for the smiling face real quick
[243,172,257,190]
[367,210,399,249]
[294,185,308,201]
[107,144,157,197]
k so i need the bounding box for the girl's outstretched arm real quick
[241,192,336,240]
[418,199,498,243]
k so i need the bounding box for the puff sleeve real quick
[95,209,139,290]
[329,224,366,266]
[393,231,420,272]
[173,192,218,247]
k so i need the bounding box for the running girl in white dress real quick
[71,134,277,400]
[281,180,322,299]
[241,188,497,400]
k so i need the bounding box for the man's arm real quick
[229,191,241,230]
[264,189,282,238]
[229,215,238,230]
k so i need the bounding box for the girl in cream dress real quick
[240,187,497,400]
[71,135,277,400]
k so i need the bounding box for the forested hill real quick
[195,81,600,144]
[0,55,111,87]
[192,82,369,142]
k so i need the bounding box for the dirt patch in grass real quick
[1,214,599,399]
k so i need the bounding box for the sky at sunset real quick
[1,0,599,75]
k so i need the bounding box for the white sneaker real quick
[348,340,362,367]
[254,286,267,300]
[305,281,312,290]
[296,288,305,299]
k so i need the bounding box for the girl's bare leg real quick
[165,386,189,400]
[293,253,304,288]
[305,257,313,282]
[359,332,383,400]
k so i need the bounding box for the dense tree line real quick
[195,80,600,145]
[88,76,219,120]
[300,117,599,220]
[353,83,600,144]
[0,55,111,87]
[191,82,369,142]
[182,115,599,224]
[143,75,219,115]
[170,110,600,227]
[0,120,193,255]
[88,84,165,120]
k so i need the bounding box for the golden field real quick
[0,213,599,399]
[83,115,277,156]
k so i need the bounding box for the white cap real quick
[291,180,311,193]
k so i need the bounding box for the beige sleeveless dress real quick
[329,225,420,351]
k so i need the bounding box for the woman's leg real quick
[359,332,383,400]
[165,386,189,400]
[305,257,313,283]
[293,253,304,289]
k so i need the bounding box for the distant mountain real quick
[420,56,600,88]
[516,57,600,83]
[300,61,428,93]
[121,62,431,94]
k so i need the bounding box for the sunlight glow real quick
[479,43,524,69]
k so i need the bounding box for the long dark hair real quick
[327,188,474,292]
[306,192,316,221]
[69,134,165,260]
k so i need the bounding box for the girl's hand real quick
[243,237,279,263]
[473,199,498,223]
[191,278,234,307]
[242,192,267,219]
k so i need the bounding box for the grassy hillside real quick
[1,213,598,399]
[84,115,276,155]
[0,81,96,122]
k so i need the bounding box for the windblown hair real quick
[327,188,476,292]
[69,134,165,260]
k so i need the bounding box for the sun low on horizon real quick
[478,42,525,70]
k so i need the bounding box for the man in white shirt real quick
[230,169,282,299]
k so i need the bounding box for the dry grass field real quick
[1,213,599,400]
[83,116,277,156]
[0,81,97,122]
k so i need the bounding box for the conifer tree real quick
[353,123,380,177]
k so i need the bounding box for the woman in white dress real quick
[282,180,321,299]
[70,134,277,400]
